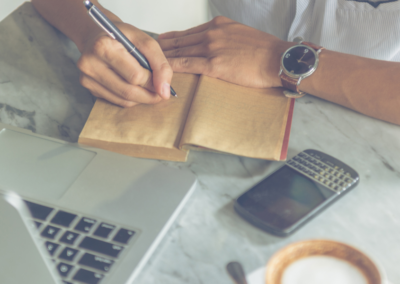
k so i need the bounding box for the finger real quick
[158,32,205,51]
[81,75,138,108]
[103,45,156,91]
[151,60,174,100]
[167,57,210,75]
[130,31,174,100]
[88,58,157,101]
[80,68,162,105]
[163,44,208,58]
[81,36,155,91]
[158,22,211,39]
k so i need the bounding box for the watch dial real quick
[283,46,316,75]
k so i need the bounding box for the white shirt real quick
[209,0,400,61]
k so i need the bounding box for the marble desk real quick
[1,3,400,284]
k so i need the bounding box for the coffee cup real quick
[265,239,386,284]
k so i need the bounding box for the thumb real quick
[151,60,174,100]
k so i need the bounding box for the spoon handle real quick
[226,261,248,284]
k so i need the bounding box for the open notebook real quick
[79,74,294,162]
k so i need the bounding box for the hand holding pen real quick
[84,1,176,97]
[75,0,175,107]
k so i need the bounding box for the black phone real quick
[234,149,360,237]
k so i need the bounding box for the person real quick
[32,0,400,125]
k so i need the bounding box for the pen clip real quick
[88,6,116,40]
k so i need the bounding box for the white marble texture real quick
[0,3,94,142]
[1,3,400,284]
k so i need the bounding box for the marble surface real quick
[1,3,400,284]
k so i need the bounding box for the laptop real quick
[0,122,197,284]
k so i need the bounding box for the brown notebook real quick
[79,73,294,162]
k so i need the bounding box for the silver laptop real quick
[0,122,197,284]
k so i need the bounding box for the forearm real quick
[300,50,400,125]
[31,0,120,52]
[158,16,400,125]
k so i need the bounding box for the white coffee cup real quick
[265,240,387,284]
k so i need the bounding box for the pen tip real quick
[170,87,177,97]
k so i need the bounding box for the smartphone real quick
[234,149,360,237]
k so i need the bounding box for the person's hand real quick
[77,22,173,107]
[158,16,294,89]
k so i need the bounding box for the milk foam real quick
[281,256,368,284]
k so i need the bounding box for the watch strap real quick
[301,41,324,53]
[281,73,300,93]
[283,90,306,99]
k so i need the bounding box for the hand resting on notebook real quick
[159,16,292,90]
[32,0,173,108]
[158,16,400,126]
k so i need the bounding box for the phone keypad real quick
[286,151,359,193]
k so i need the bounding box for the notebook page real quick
[79,73,199,157]
[180,76,292,160]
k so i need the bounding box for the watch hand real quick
[297,53,306,63]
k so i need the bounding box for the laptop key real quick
[34,221,42,229]
[79,237,124,258]
[57,262,74,277]
[75,217,97,233]
[93,223,115,238]
[45,241,60,256]
[79,253,114,272]
[24,201,54,220]
[59,247,79,262]
[41,225,61,239]
[73,269,104,284]
[51,211,77,227]
[60,231,80,245]
[113,228,135,244]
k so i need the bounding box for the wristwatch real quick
[279,41,323,98]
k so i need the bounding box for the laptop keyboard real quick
[24,200,138,284]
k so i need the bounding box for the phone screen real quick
[236,166,336,231]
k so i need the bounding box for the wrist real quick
[278,41,324,95]
[268,41,296,88]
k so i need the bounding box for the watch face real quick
[282,45,317,76]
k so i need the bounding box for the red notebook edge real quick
[279,98,295,161]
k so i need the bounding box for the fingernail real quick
[162,83,170,98]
